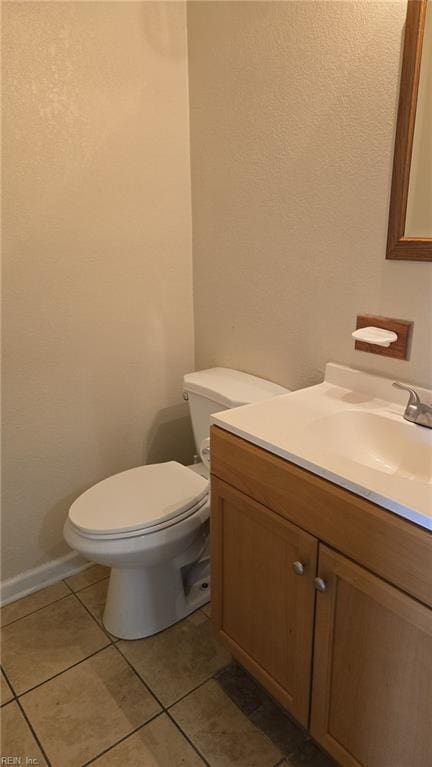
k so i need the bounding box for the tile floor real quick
[1,565,336,767]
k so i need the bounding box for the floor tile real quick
[216,664,332,766]
[287,738,337,767]
[20,646,161,767]
[170,679,282,767]
[1,594,109,693]
[0,581,69,627]
[91,713,205,766]
[76,578,109,627]
[250,697,305,757]
[118,613,231,706]
[187,609,208,626]
[1,671,14,706]
[1,701,47,766]
[214,661,267,716]
[201,602,211,618]
[76,578,118,640]
[65,564,110,592]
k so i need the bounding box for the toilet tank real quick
[183,368,289,455]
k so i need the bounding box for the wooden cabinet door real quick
[211,477,318,725]
[311,545,432,767]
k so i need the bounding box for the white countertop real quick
[211,363,432,531]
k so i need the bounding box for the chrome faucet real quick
[393,382,432,429]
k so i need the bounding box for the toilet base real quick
[63,494,211,640]
[103,561,210,640]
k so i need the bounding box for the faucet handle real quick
[392,382,420,401]
[393,382,432,428]
[392,382,421,415]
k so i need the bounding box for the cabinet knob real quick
[314,577,327,593]
[292,561,305,576]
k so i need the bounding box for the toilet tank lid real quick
[183,368,289,408]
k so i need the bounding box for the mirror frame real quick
[387,0,432,261]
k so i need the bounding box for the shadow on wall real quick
[145,402,195,466]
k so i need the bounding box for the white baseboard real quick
[0,551,91,607]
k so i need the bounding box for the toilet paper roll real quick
[200,437,211,469]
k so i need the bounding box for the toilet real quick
[64,368,288,639]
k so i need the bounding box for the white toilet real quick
[64,368,288,639]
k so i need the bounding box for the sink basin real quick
[305,411,432,484]
[211,363,432,529]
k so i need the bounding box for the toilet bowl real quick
[64,368,289,639]
[64,461,210,639]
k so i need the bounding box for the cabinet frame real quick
[211,426,432,608]
[311,545,432,766]
[211,476,318,725]
[210,425,432,767]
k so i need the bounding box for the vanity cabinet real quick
[311,546,432,767]
[210,426,432,767]
[211,477,317,725]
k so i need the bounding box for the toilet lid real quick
[69,461,209,536]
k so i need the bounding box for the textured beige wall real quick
[188,1,432,391]
[2,2,194,580]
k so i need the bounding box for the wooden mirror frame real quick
[387,0,432,261]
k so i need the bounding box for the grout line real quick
[0,665,18,700]
[94,643,213,766]
[75,624,216,766]
[0,571,106,629]
[0,665,18,708]
[65,574,110,594]
[73,588,118,645]
[2,582,314,767]
[3,587,123,702]
[0,592,73,630]
[72,589,167,711]
[165,710,212,767]
[165,668,229,710]
[15,697,53,767]
[62,578,74,594]
[17,644,111,700]
[3,587,300,767]
[0,663,17,706]
[81,711,164,766]
[113,643,166,710]
[1,666,52,767]
[113,648,233,752]
[112,624,236,713]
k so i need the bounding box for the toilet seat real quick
[69,461,209,538]
[69,496,209,541]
